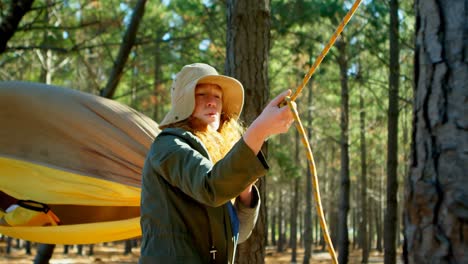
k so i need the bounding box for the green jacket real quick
[139,128,269,263]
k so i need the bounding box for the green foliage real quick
[269,135,302,182]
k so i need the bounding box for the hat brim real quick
[159,75,244,128]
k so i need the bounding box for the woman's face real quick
[192,84,223,130]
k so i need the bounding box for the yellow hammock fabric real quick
[0,81,160,244]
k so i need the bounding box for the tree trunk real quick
[289,181,294,247]
[404,0,468,263]
[399,106,410,250]
[271,201,277,246]
[291,130,300,263]
[277,189,285,253]
[34,244,55,264]
[337,36,350,264]
[352,200,357,249]
[290,177,300,263]
[328,146,338,251]
[152,32,165,122]
[368,176,374,250]
[25,241,31,255]
[6,237,12,254]
[88,244,94,256]
[265,184,269,247]
[376,165,384,252]
[77,244,83,255]
[124,239,133,255]
[100,0,147,98]
[38,1,54,85]
[226,0,270,263]
[299,210,303,247]
[359,92,370,263]
[63,245,70,254]
[352,191,362,250]
[315,214,319,246]
[0,0,34,54]
[303,79,314,264]
[384,0,400,263]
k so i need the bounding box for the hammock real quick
[0,81,160,244]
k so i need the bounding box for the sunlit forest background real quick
[3,0,464,263]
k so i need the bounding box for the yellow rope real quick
[286,97,338,264]
[290,0,362,102]
[284,1,363,263]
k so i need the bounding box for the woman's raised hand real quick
[243,90,296,154]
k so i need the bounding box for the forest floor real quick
[0,241,399,263]
[264,246,399,263]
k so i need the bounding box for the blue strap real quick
[227,202,239,238]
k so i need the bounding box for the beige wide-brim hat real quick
[159,63,244,128]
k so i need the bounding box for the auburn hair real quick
[160,114,244,163]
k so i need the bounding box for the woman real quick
[139,63,294,263]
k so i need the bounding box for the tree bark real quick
[384,0,400,263]
[63,245,70,254]
[265,184,269,247]
[359,92,370,263]
[376,165,384,252]
[34,244,55,264]
[404,0,468,263]
[152,31,165,122]
[303,79,314,264]
[277,189,285,253]
[291,130,300,263]
[271,199,277,246]
[336,36,350,264]
[100,0,147,98]
[226,0,271,263]
[6,237,12,254]
[352,198,357,249]
[0,0,34,54]
[25,241,31,255]
[88,244,94,256]
[125,240,132,254]
[77,244,83,255]
[38,0,53,84]
[328,146,338,250]
[368,177,374,250]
